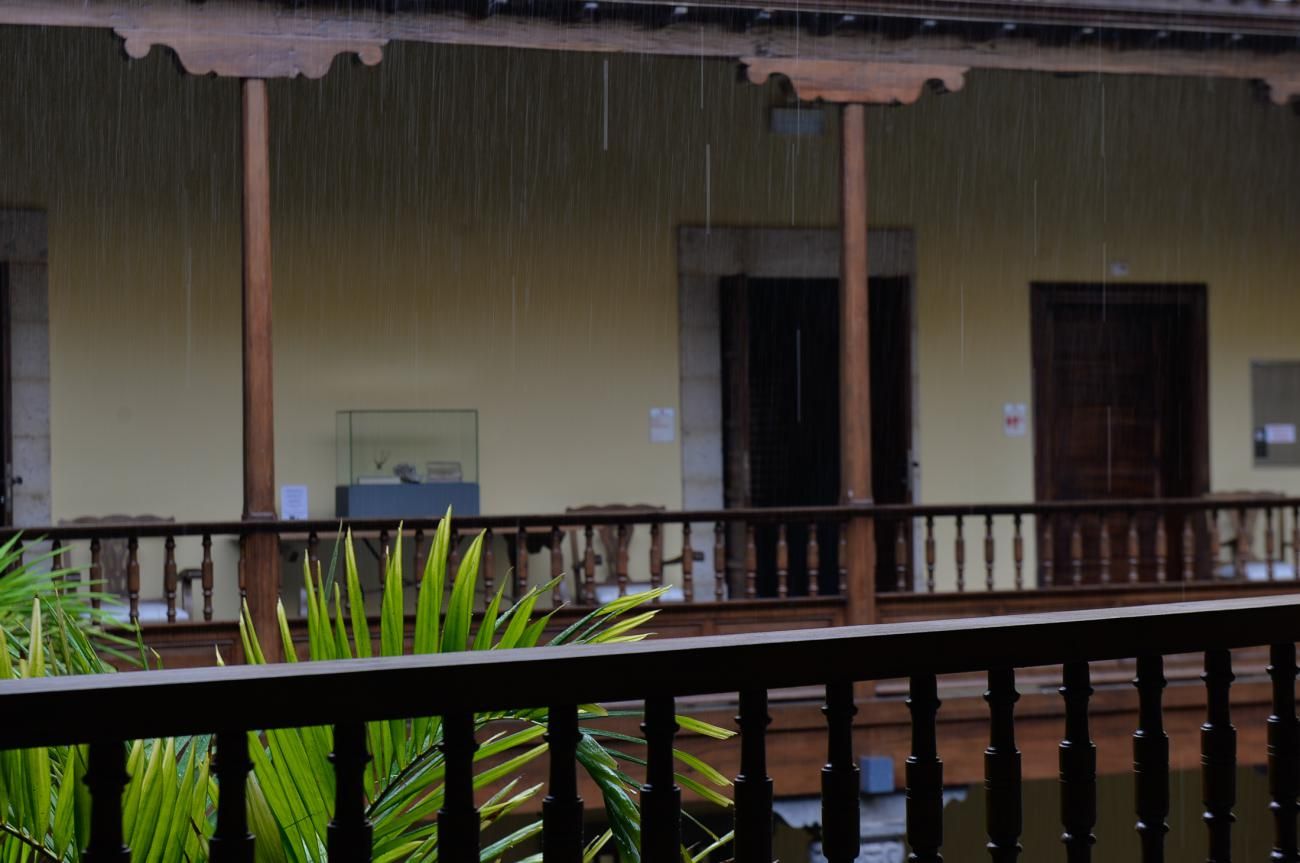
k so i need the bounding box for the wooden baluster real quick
[898,519,911,592]
[164,536,178,623]
[984,515,996,592]
[1098,516,1111,585]
[985,668,1022,863]
[641,696,681,863]
[1268,643,1299,863]
[1059,662,1096,863]
[924,516,937,594]
[51,538,65,584]
[650,523,664,600]
[907,674,944,863]
[807,527,821,597]
[734,690,773,863]
[328,722,373,861]
[482,529,495,604]
[1202,649,1236,863]
[744,524,758,599]
[1292,506,1299,579]
[681,523,695,602]
[210,731,255,863]
[1208,509,1221,576]
[616,524,630,598]
[439,711,479,863]
[237,540,247,606]
[202,534,215,622]
[1070,516,1083,586]
[821,682,859,863]
[413,529,427,582]
[1154,515,1168,583]
[307,531,320,581]
[713,522,726,601]
[126,537,140,625]
[449,529,463,578]
[775,524,789,599]
[1133,655,1169,863]
[955,515,966,593]
[379,528,391,581]
[84,739,130,863]
[583,525,597,605]
[550,527,564,608]
[837,526,848,595]
[543,704,584,863]
[1267,507,1277,581]
[1012,515,1024,591]
[1182,519,1195,582]
[1042,515,1055,587]
[88,538,103,610]
[1233,509,1246,580]
[1128,513,1141,583]
[515,527,529,599]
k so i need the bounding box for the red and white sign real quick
[1003,403,1028,438]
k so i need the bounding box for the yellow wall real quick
[3,27,1300,603]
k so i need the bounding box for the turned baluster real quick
[1154,516,1168,583]
[1266,507,1277,581]
[1069,516,1083,586]
[744,524,758,599]
[807,527,821,597]
[544,704,584,863]
[210,730,255,863]
[515,527,529,599]
[307,531,321,581]
[775,524,789,599]
[1292,505,1299,577]
[985,668,1022,863]
[1042,515,1055,587]
[821,683,859,863]
[641,696,681,863]
[838,527,847,595]
[583,525,597,605]
[1268,643,1299,863]
[449,529,463,577]
[378,528,391,580]
[713,522,726,601]
[413,528,427,582]
[1012,515,1024,590]
[1133,655,1169,863]
[680,523,695,602]
[1202,649,1236,863]
[898,519,911,592]
[1060,662,1096,863]
[984,515,996,591]
[550,527,564,608]
[126,537,140,625]
[907,674,944,863]
[51,539,66,585]
[164,536,178,623]
[201,534,214,623]
[1208,509,1221,575]
[1127,513,1140,583]
[84,739,130,863]
[616,524,630,598]
[482,529,495,603]
[1098,516,1111,585]
[924,516,936,593]
[237,541,247,606]
[1233,508,1246,580]
[955,515,967,592]
[650,523,664,600]
[328,722,373,860]
[439,711,479,863]
[90,538,103,609]
[1182,519,1195,582]
[734,690,773,863]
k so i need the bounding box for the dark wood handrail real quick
[5,495,1300,541]
[2,594,1298,750]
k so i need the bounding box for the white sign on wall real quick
[280,485,309,521]
[1003,403,1028,438]
[649,408,676,443]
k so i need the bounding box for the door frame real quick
[1030,282,1211,504]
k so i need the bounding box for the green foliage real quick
[0,519,735,863]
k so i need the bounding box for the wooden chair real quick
[564,504,684,602]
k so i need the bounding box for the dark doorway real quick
[721,275,913,595]
[1031,284,1209,582]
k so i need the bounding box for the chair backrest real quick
[564,504,665,582]
[56,515,175,595]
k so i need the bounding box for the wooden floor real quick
[134,582,1300,806]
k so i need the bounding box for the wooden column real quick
[839,102,876,627]
[241,78,281,662]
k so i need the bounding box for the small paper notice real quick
[1265,423,1297,445]
[1003,403,1028,438]
[650,408,676,443]
[280,485,309,520]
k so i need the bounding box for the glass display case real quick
[335,410,480,517]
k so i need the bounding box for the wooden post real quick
[839,102,876,627]
[241,78,281,663]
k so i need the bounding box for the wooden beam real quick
[0,0,1297,103]
[744,57,966,104]
[240,78,281,663]
[839,103,875,627]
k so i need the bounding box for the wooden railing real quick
[1,595,1298,861]
[5,496,1299,626]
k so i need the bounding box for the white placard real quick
[649,407,676,443]
[1265,423,1297,445]
[280,485,309,521]
[1002,403,1028,437]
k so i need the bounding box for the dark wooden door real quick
[721,276,913,595]
[1032,284,1208,582]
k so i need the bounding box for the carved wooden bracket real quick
[742,58,967,105]
[116,28,386,79]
